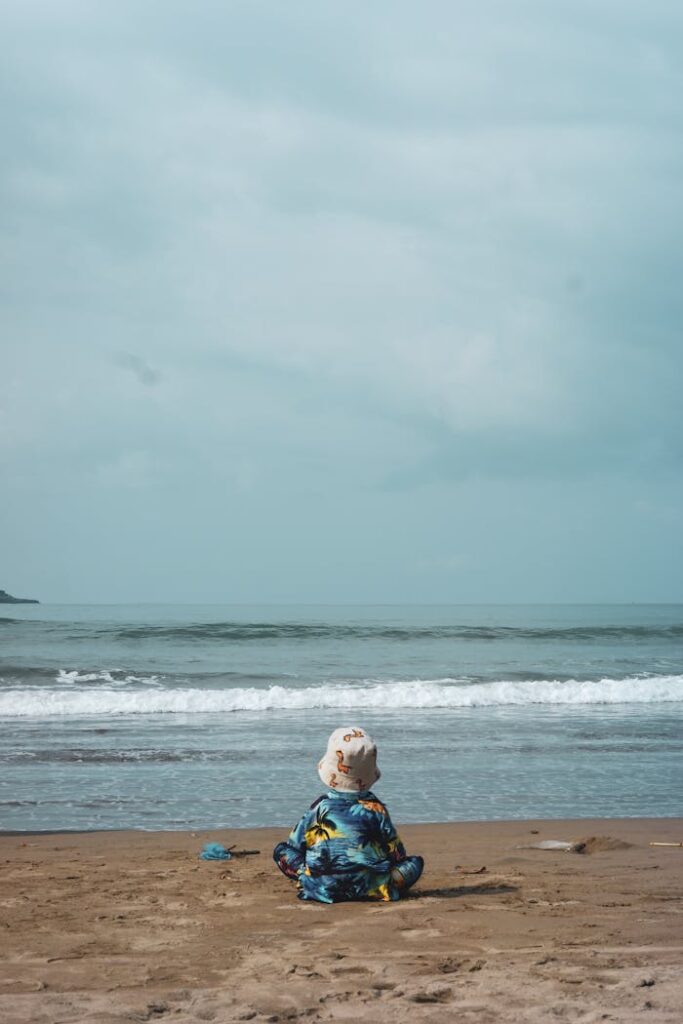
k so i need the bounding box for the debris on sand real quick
[573,836,633,854]
[517,840,576,852]
[517,836,633,854]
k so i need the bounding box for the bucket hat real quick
[317,726,381,793]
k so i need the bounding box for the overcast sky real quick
[2,1,682,603]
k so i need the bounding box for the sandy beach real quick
[1,818,681,1023]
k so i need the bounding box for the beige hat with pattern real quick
[317,726,381,793]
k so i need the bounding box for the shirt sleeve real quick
[287,808,312,851]
[377,803,407,864]
[273,809,312,879]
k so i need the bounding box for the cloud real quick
[115,352,162,387]
[2,5,680,450]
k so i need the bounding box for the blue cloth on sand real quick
[199,842,232,860]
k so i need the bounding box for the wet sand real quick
[1,818,681,1023]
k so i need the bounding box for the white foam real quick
[56,669,160,687]
[0,675,682,717]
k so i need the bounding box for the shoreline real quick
[2,817,682,1022]
[1,812,682,838]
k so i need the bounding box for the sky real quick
[1,0,682,604]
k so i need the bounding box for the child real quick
[273,727,424,903]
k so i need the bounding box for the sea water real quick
[1,604,681,832]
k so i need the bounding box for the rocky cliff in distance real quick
[0,589,39,604]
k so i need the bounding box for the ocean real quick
[1,604,681,833]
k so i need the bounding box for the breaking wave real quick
[0,675,681,717]
[56,669,161,686]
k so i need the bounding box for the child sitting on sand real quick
[273,727,423,903]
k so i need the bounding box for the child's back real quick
[273,728,423,903]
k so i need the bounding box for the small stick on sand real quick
[649,842,683,848]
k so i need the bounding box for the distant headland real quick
[0,589,39,604]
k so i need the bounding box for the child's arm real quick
[273,810,311,879]
[377,804,407,864]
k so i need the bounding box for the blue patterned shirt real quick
[274,789,408,902]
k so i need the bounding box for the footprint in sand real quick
[329,963,372,976]
[400,927,442,940]
[406,983,453,1003]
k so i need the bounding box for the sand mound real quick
[573,835,633,854]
